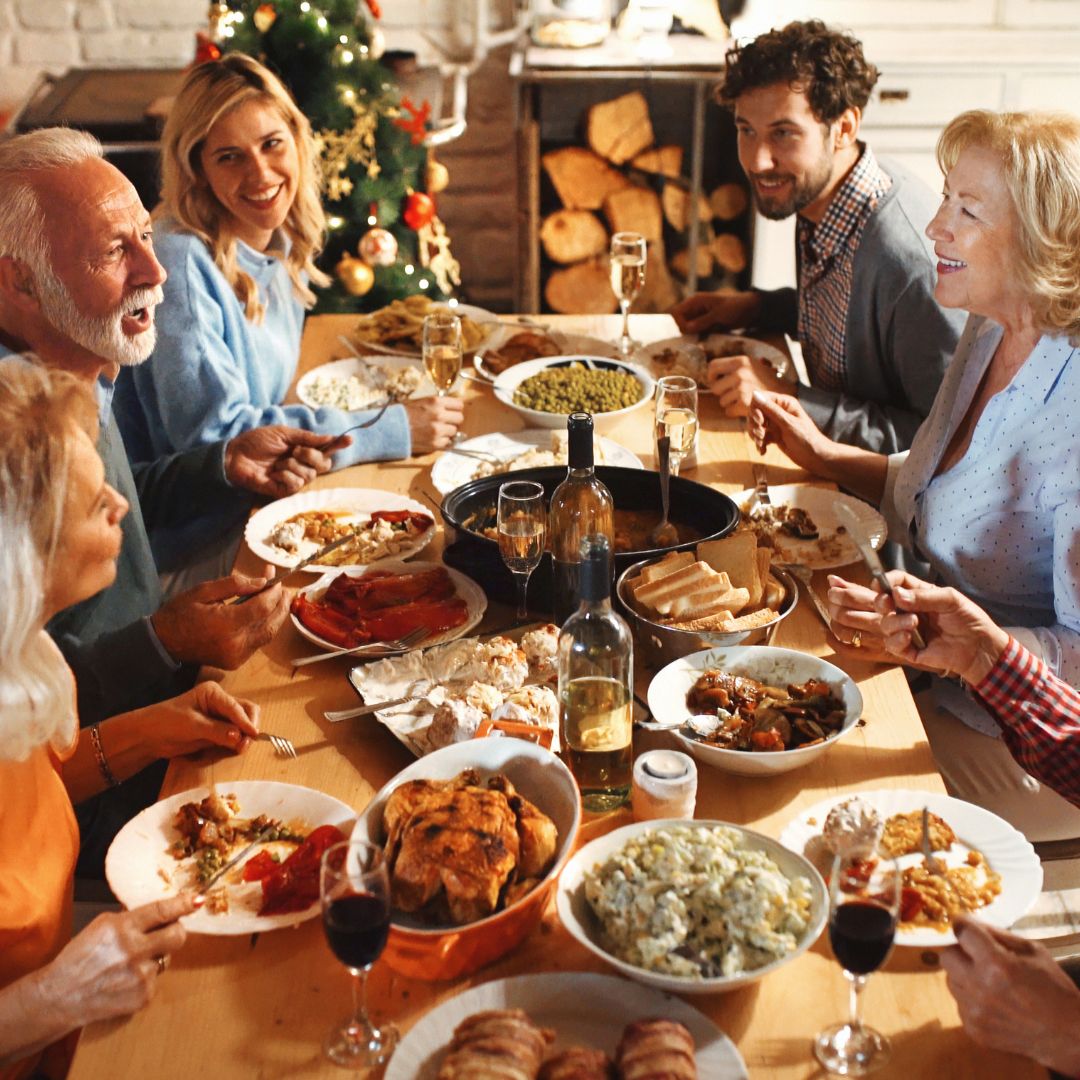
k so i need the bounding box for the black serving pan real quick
[440,466,739,611]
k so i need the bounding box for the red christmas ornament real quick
[194,32,222,65]
[394,97,432,146]
[364,0,382,17]
[402,191,435,231]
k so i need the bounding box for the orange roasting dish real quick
[291,566,468,649]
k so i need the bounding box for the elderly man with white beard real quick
[0,128,349,876]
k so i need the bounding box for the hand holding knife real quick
[230,531,358,605]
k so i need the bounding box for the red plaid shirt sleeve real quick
[971,636,1080,808]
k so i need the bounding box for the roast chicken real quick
[383,770,558,926]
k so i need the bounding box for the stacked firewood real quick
[540,90,748,314]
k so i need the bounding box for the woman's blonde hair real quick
[0,359,98,761]
[158,53,331,322]
[937,109,1080,339]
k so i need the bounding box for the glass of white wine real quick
[610,231,647,357]
[654,374,698,477]
[422,311,462,396]
[497,480,546,621]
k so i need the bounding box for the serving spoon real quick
[649,435,679,548]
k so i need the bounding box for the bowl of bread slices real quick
[616,531,797,667]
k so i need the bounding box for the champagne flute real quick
[610,231,647,357]
[422,310,462,397]
[498,480,546,621]
[814,851,902,1076]
[654,374,698,477]
[320,840,398,1069]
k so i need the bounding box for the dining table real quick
[67,313,1045,1079]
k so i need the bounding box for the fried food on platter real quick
[352,295,491,353]
[437,1009,554,1080]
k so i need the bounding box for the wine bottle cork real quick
[632,749,697,821]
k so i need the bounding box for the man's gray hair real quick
[0,127,104,271]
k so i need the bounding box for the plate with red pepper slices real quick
[105,781,356,935]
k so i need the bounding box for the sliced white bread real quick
[633,561,724,615]
[637,550,694,585]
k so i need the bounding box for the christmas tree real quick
[203,0,459,311]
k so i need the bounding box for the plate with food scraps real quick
[104,781,356,936]
[296,354,433,411]
[384,971,747,1080]
[639,332,793,386]
[430,428,643,495]
[351,298,497,358]
[244,487,436,572]
[473,328,620,381]
[345,625,561,756]
[779,788,1042,947]
[291,561,487,657]
[556,819,827,995]
[733,484,886,570]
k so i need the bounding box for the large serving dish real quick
[429,428,643,496]
[440,466,739,608]
[473,327,620,382]
[556,819,827,994]
[352,301,497,358]
[105,781,356,936]
[384,972,748,1079]
[780,789,1043,947]
[617,558,799,668]
[492,355,655,431]
[296,354,433,410]
[350,738,581,981]
[245,488,435,572]
[639,332,793,386]
[290,561,487,657]
[646,645,863,777]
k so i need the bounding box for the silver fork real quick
[292,626,429,668]
[256,732,298,759]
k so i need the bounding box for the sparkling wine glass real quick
[814,851,902,1076]
[498,480,546,621]
[610,231,647,357]
[654,374,698,477]
[423,310,462,397]
[320,840,397,1069]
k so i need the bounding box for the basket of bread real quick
[615,531,797,666]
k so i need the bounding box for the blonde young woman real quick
[114,54,461,466]
[0,362,266,1079]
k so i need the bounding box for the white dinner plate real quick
[244,487,435,572]
[295,355,433,410]
[290,561,487,656]
[779,788,1043,947]
[352,301,498,358]
[384,972,748,1079]
[429,428,644,495]
[473,328,620,381]
[733,484,887,570]
[105,781,356,936]
[639,332,793,385]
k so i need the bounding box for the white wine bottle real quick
[558,534,633,811]
[548,413,614,625]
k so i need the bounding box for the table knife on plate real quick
[232,531,359,604]
[833,500,926,649]
[196,826,276,895]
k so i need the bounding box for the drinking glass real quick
[320,840,398,1069]
[422,310,462,396]
[814,852,901,1076]
[610,231,647,356]
[497,480,546,620]
[654,374,698,477]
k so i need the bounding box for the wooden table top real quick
[69,314,1042,1079]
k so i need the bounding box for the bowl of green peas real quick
[492,355,655,430]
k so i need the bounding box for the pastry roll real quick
[616,1019,696,1080]
[437,1008,553,1080]
[538,1047,615,1079]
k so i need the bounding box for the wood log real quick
[545,259,617,314]
[541,146,631,210]
[539,209,609,264]
[632,244,679,314]
[662,182,712,232]
[709,182,749,220]
[630,144,683,178]
[670,245,714,279]
[712,233,748,273]
[602,185,663,243]
[586,91,655,165]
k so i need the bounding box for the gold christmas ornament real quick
[336,255,375,296]
[253,2,277,32]
[417,216,461,295]
[359,227,398,267]
[426,157,449,194]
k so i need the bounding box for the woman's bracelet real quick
[88,724,120,788]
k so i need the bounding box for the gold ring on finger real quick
[155,955,169,976]
[851,631,863,649]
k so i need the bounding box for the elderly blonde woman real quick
[748,109,1080,833]
[114,54,462,466]
[0,361,262,1078]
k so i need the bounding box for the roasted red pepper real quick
[241,850,279,882]
[258,824,346,916]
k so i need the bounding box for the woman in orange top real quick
[0,362,261,1079]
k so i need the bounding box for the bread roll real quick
[616,1019,696,1079]
[437,1009,553,1080]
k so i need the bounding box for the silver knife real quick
[196,826,276,895]
[752,462,772,508]
[833,501,926,649]
[232,530,359,604]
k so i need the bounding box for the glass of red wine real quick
[320,839,398,1069]
[813,851,901,1076]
